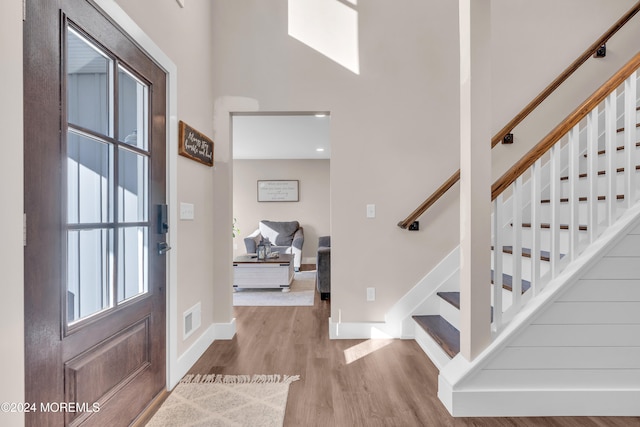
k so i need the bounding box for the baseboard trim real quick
[328,317,399,339]
[327,247,461,341]
[447,389,640,416]
[171,319,237,387]
[212,318,237,340]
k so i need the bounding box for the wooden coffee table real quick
[233,253,295,292]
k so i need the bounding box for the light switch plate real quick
[366,204,376,218]
[366,287,376,301]
[180,202,194,220]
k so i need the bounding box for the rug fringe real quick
[180,374,301,385]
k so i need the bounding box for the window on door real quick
[65,24,151,325]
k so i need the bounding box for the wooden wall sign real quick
[178,120,214,167]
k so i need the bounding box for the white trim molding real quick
[212,318,237,340]
[174,324,215,386]
[328,318,397,340]
[443,389,640,417]
[172,319,237,387]
[92,0,180,391]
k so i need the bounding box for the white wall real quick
[0,1,24,426]
[211,0,640,325]
[233,159,330,263]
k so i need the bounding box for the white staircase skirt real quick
[438,204,640,416]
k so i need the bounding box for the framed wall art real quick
[257,180,299,202]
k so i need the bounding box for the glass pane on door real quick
[67,131,113,224]
[118,148,148,223]
[67,27,113,136]
[67,229,113,323]
[118,66,148,151]
[117,226,148,302]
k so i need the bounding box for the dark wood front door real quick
[24,0,167,425]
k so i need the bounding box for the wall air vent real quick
[183,302,201,340]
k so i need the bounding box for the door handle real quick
[158,242,172,255]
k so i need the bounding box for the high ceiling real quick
[232,114,330,160]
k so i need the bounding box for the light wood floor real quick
[187,290,640,427]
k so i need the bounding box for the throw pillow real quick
[259,220,299,246]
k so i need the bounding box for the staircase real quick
[411,63,640,415]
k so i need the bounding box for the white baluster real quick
[511,178,522,309]
[530,159,541,295]
[492,197,503,332]
[550,144,561,277]
[569,127,579,260]
[587,107,599,242]
[605,92,617,225]
[625,71,637,206]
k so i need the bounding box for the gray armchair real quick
[244,220,304,270]
[316,236,330,300]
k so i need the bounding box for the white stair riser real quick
[614,127,640,145]
[503,228,583,254]
[413,324,451,371]
[439,287,515,329]
[594,145,639,170]
[537,199,626,224]
[558,169,640,196]
[491,285,513,311]
[492,252,551,282]
[439,298,460,330]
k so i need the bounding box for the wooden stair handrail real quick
[398,170,460,229]
[491,0,640,148]
[492,50,640,200]
[398,2,640,228]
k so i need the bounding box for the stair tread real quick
[412,315,459,358]
[492,245,561,261]
[491,270,531,293]
[437,291,461,309]
[540,194,625,203]
[498,245,564,261]
[515,222,588,231]
[583,141,640,157]
[560,165,640,181]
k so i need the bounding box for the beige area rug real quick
[233,271,316,306]
[146,374,300,427]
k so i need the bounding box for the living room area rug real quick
[233,271,316,307]
[146,374,300,427]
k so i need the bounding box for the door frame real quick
[92,0,179,390]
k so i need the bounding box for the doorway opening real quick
[231,112,331,306]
